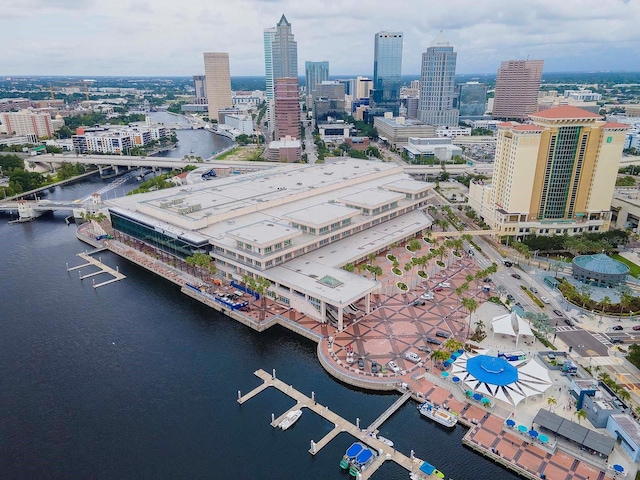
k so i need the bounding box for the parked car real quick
[483,278,492,283]
[612,325,623,331]
[506,294,515,301]
[387,361,401,373]
[610,338,624,344]
[632,325,640,331]
[357,357,365,369]
[564,318,574,326]
[553,309,564,317]
[405,351,422,363]
[380,363,388,374]
[371,361,378,374]
[541,296,551,304]
[511,273,522,280]
[420,292,434,300]
[437,282,451,288]
[435,331,449,339]
[515,302,523,309]
[426,337,442,345]
[433,287,444,292]
[411,299,426,306]
[531,287,538,294]
[504,261,513,267]
[418,345,431,353]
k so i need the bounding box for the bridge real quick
[430,229,499,238]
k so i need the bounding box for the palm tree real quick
[600,296,612,315]
[575,409,587,425]
[242,275,271,321]
[462,297,479,338]
[495,285,507,298]
[444,338,463,353]
[547,396,557,412]
[430,349,450,369]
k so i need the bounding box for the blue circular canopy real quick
[466,355,518,386]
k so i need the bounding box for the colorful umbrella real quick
[517,425,528,433]
[473,393,482,401]
[441,371,450,378]
[529,430,538,438]
[452,376,460,383]
[505,419,515,427]
[481,397,491,404]
[613,465,624,473]
[538,434,549,443]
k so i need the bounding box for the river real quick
[0,153,520,480]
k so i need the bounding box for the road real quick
[554,326,611,356]
[303,119,317,164]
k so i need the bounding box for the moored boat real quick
[340,442,377,477]
[417,401,457,428]
[375,435,394,448]
[278,409,302,430]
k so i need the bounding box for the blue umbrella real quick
[451,352,461,359]
[613,465,624,473]
[457,349,464,354]
[452,376,460,383]
[441,371,450,378]
[517,425,528,433]
[505,419,515,427]
[538,434,549,443]
[529,430,538,438]
[473,393,482,401]
[443,360,452,367]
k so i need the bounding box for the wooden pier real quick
[67,252,125,289]
[238,369,442,480]
[366,391,412,433]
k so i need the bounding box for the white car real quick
[438,282,451,288]
[420,292,435,300]
[405,352,422,364]
[387,361,401,373]
[541,296,551,304]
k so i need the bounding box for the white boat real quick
[375,435,394,447]
[278,409,302,430]
[417,402,457,428]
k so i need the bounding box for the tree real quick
[430,349,450,368]
[343,263,355,273]
[444,338,463,353]
[619,285,633,315]
[575,409,587,425]
[242,275,271,321]
[600,296,612,314]
[577,284,592,309]
[547,396,557,412]
[462,297,478,338]
[408,238,422,252]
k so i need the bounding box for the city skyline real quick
[2,0,639,76]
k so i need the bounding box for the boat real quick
[417,401,458,428]
[340,442,377,477]
[417,460,445,479]
[375,435,394,448]
[278,409,302,430]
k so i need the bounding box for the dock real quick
[67,252,125,289]
[238,369,442,480]
[366,390,412,433]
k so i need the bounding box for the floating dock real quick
[67,251,125,288]
[238,369,442,480]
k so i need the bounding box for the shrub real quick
[392,267,402,276]
[418,271,428,278]
[436,260,445,268]
[387,254,396,262]
[397,282,408,291]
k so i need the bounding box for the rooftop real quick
[530,105,602,120]
[572,254,630,275]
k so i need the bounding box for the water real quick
[0,180,521,480]
[147,111,233,160]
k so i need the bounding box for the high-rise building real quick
[263,27,277,101]
[312,81,346,122]
[275,77,300,141]
[0,111,53,138]
[457,82,487,117]
[370,31,403,118]
[492,59,544,121]
[272,15,298,80]
[193,75,207,101]
[468,105,628,237]
[418,32,459,127]
[355,76,373,100]
[203,53,232,120]
[305,61,329,95]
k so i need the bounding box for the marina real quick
[66,249,126,288]
[238,369,444,479]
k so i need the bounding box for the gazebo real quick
[451,353,553,407]
[491,311,534,347]
[572,253,629,287]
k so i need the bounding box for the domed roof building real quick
[571,253,629,287]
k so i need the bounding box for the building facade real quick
[203,52,233,120]
[275,77,300,141]
[305,61,329,96]
[468,105,628,238]
[373,115,436,149]
[370,31,403,118]
[418,32,459,127]
[271,15,298,81]
[193,75,207,100]
[492,59,544,121]
[458,82,487,117]
[263,27,277,102]
[0,111,53,138]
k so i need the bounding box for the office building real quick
[418,32,458,127]
[355,76,373,100]
[458,82,488,117]
[370,31,403,118]
[305,61,329,96]
[263,27,277,101]
[203,52,233,120]
[193,75,207,101]
[404,137,462,163]
[313,81,346,122]
[267,136,301,162]
[468,105,628,238]
[275,77,300,141]
[107,159,434,330]
[0,111,53,138]
[492,59,544,121]
[223,114,254,135]
[373,115,436,149]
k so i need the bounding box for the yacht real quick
[278,409,302,430]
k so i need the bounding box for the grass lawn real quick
[214,147,239,160]
[612,254,640,278]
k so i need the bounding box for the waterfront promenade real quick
[75,222,623,480]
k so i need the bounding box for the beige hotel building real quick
[468,105,628,238]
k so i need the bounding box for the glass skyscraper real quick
[370,31,403,118]
[418,32,459,126]
[457,82,487,117]
[305,61,329,95]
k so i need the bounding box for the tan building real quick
[0,110,53,138]
[468,105,628,238]
[203,52,232,120]
[373,116,436,149]
[492,59,544,121]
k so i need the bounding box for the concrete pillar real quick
[338,307,344,332]
[321,301,327,323]
[113,165,119,174]
[98,165,103,175]
[365,293,371,314]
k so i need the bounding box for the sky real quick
[2,0,639,77]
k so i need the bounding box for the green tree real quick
[343,263,355,273]
[547,396,557,412]
[575,409,587,425]
[600,296,612,314]
[242,275,272,321]
[430,349,450,368]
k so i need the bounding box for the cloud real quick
[1,0,638,76]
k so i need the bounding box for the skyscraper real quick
[275,77,300,140]
[418,32,458,126]
[193,75,207,101]
[272,15,298,80]
[457,82,487,117]
[468,105,627,237]
[369,31,403,118]
[263,27,276,101]
[492,59,544,121]
[305,61,329,95]
[203,52,232,120]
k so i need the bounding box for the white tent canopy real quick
[491,310,534,347]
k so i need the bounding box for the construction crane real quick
[82,79,95,102]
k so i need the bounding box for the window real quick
[236,241,244,248]
[284,239,292,247]
[274,243,282,250]
[265,246,272,254]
